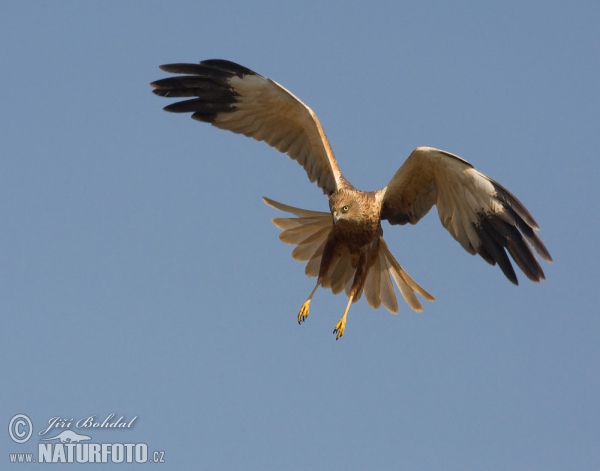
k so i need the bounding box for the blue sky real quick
[2,1,599,469]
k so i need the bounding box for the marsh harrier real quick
[151,59,551,339]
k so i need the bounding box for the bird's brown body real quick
[151,59,552,339]
[322,189,384,300]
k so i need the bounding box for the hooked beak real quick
[332,210,341,224]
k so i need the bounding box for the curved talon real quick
[333,316,347,340]
[298,300,311,324]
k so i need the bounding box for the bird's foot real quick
[333,315,347,340]
[298,300,311,324]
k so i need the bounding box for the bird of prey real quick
[151,59,552,339]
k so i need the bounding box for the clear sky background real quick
[2,1,599,469]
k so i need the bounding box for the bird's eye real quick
[342,205,349,213]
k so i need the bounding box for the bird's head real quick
[329,190,362,224]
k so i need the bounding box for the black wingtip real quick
[158,63,203,74]
[473,218,520,285]
[156,60,258,79]
[199,59,258,77]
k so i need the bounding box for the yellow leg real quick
[333,295,354,340]
[298,282,319,324]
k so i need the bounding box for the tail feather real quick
[328,253,354,294]
[263,197,329,218]
[271,216,318,231]
[305,241,326,277]
[291,227,331,261]
[379,255,399,313]
[278,221,329,244]
[364,255,382,309]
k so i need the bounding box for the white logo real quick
[40,430,92,443]
[8,414,33,444]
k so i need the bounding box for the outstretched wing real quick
[381,147,552,284]
[151,59,348,195]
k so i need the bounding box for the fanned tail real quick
[263,197,435,313]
